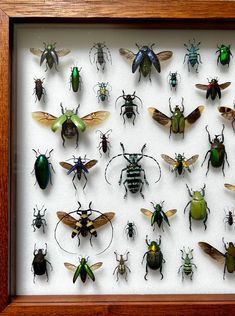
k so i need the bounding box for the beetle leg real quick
[89,235,93,247]
[61,130,66,147]
[118,167,127,185]
[139,180,145,199]
[142,251,148,264]
[160,263,164,280]
[71,173,77,191]
[203,211,208,230]
[189,212,192,231]
[32,220,36,232]
[184,201,191,214]
[141,168,149,185]
[122,111,127,124]
[144,263,148,280]
[178,265,183,274]
[225,150,229,167]
[223,261,226,280]
[132,112,136,125]
[123,179,128,199]
[201,150,210,167]
[113,265,118,276]
[33,273,36,283]
[183,53,189,64]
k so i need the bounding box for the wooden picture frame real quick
[1,1,235,314]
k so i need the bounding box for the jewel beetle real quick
[142,235,165,280]
[30,42,70,71]
[70,66,82,92]
[201,125,229,176]
[216,44,232,66]
[120,44,172,81]
[64,257,102,283]
[32,149,55,190]
[196,78,231,100]
[199,238,235,279]
[184,184,210,231]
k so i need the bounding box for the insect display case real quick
[2,1,235,315]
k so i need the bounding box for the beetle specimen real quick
[32,243,52,283]
[178,247,197,281]
[183,39,202,72]
[195,78,231,100]
[93,82,112,102]
[218,105,235,132]
[96,129,112,157]
[168,71,181,90]
[142,235,165,280]
[33,78,46,102]
[184,184,210,231]
[125,221,137,239]
[199,239,235,279]
[113,251,131,281]
[89,42,112,71]
[60,155,98,191]
[216,44,232,66]
[105,143,161,199]
[141,201,177,231]
[32,103,109,147]
[119,44,172,81]
[32,149,55,190]
[55,201,115,254]
[115,90,142,125]
[70,66,82,92]
[224,210,235,229]
[30,42,70,71]
[32,205,47,232]
[148,98,204,138]
[161,153,199,176]
[201,125,229,176]
[64,257,102,283]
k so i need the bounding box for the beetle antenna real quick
[143,154,162,183]
[104,153,124,184]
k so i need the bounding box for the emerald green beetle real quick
[216,44,233,66]
[199,238,235,279]
[32,104,109,147]
[184,184,210,231]
[148,98,204,138]
[70,66,82,92]
[201,125,229,176]
[64,258,102,283]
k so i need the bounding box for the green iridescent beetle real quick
[64,258,102,283]
[184,184,210,231]
[32,104,109,147]
[216,44,233,66]
[148,98,204,138]
[70,66,82,92]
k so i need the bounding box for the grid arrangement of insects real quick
[14,25,235,295]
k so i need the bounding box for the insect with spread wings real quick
[148,98,204,138]
[224,183,235,192]
[32,103,109,147]
[141,201,177,231]
[161,153,199,176]
[30,42,70,71]
[60,156,97,191]
[64,258,102,284]
[54,201,115,255]
[196,78,231,100]
[119,43,172,81]
[199,239,235,279]
[218,104,235,132]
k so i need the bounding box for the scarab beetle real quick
[32,243,52,282]
[142,235,165,280]
[184,184,210,231]
[201,125,229,176]
[216,44,232,66]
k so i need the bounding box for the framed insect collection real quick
[1,1,235,315]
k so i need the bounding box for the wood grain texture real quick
[2,0,235,315]
[0,8,9,313]
[2,0,235,19]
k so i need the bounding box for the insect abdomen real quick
[126,167,142,193]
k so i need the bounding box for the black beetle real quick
[125,221,137,239]
[33,78,46,102]
[32,205,47,233]
[96,129,112,157]
[32,243,52,282]
[142,235,165,280]
[115,90,142,125]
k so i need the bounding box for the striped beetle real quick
[178,247,197,281]
[105,143,161,199]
